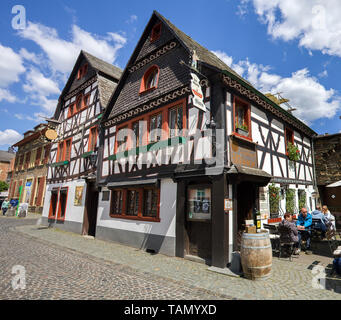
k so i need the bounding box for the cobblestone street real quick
[0,216,230,300]
[1,215,341,300]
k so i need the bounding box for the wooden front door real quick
[184,185,212,262]
[237,182,258,231]
[82,181,99,236]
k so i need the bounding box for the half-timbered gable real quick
[42,51,122,235]
[97,11,318,268]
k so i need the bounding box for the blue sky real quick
[0,0,340,150]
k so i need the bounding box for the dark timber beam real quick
[175,180,186,258]
[211,173,229,268]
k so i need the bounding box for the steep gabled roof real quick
[82,51,122,80]
[103,11,316,136]
[53,51,122,119]
[154,11,248,84]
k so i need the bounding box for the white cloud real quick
[0,129,23,146]
[14,112,46,122]
[318,70,328,78]
[213,49,340,124]
[18,22,127,74]
[126,15,138,24]
[0,88,17,103]
[245,0,341,57]
[0,44,25,87]
[23,68,60,96]
[19,48,40,64]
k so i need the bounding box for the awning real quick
[227,165,272,186]
[107,178,158,189]
[326,180,341,188]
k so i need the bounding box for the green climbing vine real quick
[285,188,296,213]
[268,183,280,214]
[298,190,306,211]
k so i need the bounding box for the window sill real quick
[231,132,254,143]
[109,214,160,222]
[139,86,157,95]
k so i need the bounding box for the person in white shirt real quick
[322,205,336,230]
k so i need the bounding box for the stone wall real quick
[314,133,341,186]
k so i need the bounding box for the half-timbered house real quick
[41,51,122,236]
[98,11,317,268]
[9,123,50,214]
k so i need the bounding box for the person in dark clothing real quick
[278,212,299,255]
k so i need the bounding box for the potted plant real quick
[236,123,249,137]
[287,142,300,161]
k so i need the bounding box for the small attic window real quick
[150,23,162,42]
[77,63,88,80]
[139,65,159,94]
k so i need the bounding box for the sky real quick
[0,0,340,150]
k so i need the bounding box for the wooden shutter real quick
[35,147,42,166]
[65,139,72,161]
[30,178,37,206]
[35,177,45,207]
[24,152,30,169]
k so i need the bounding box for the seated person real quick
[278,212,299,255]
[10,198,19,209]
[296,207,312,254]
[322,205,336,231]
[311,205,329,236]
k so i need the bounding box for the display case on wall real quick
[187,186,211,221]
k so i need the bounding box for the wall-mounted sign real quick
[230,136,258,168]
[224,198,233,212]
[190,72,206,112]
[45,129,58,141]
[74,186,84,206]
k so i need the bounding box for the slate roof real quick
[0,150,15,162]
[154,11,249,84]
[82,51,122,80]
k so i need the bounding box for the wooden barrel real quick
[240,230,272,280]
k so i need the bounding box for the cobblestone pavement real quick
[0,216,231,300]
[2,215,341,300]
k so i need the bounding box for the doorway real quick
[237,181,258,232]
[82,181,99,236]
[184,185,212,263]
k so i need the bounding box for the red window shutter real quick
[24,151,30,169]
[36,177,45,207]
[30,178,37,206]
[35,147,42,166]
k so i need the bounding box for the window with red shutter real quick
[88,127,97,152]
[35,147,42,166]
[35,177,45,207]
[30,178,37,206]
[65,139,72,161]
[24,152,30,169]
